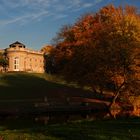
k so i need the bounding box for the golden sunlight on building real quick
[1,41,44,73]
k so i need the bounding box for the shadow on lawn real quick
[0,73,104,99]
[0,74,139,139]
[0,73,119,139]
[0,73,108,112]
[0,117,140,140]
[0,73,110,114]
[0,73,62,99]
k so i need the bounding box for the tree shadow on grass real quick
[39,117,140,140]
[0,73,104,100]
[0,73,109,114]
[0,117,140,140]
[0,73,63,99]
[0,73,115,139]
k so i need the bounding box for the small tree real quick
[41,45,55,73]
[0,52,8,72]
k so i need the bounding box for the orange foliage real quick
[51,4,140,96]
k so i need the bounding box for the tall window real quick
[14,57,19,71]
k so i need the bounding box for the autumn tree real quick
[41,45,55,73]
[50,25,76,72]
[41,45,54,55]
[0,52,8,72]
[51,5,140,108]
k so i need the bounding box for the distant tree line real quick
[43,5,140,108]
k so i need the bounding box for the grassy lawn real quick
[0,118,139,140]
[0,73,139,140]
[0,73,106,110]
[0,73,95,99]
[0,73,65,99]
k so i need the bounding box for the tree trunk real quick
[99,88,103,94]
[108,82,125,109]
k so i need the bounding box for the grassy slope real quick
[0,73,139,140]
[0,73,95,99]
[0,73,65,99]
[0,118,140,140]
[0,73,106,110]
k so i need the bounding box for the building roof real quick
[9,41,26,48]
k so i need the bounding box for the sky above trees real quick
[0,0,139,50]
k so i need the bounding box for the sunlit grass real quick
[0,118,139,140]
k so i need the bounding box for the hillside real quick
[0,73,109,113]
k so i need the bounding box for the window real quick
[14,57,19,71]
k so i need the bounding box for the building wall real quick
[5,45,44,73]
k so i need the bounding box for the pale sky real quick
[0,0,139,50]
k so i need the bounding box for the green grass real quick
[0,118,139,140]
[0,73,139,140]
[0,72,108,99]
[46,118,140,140]
[0,73,63,99]
[0,73,105,109]
[0,73,66,110]
[0,73,92,99]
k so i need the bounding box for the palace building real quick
[0,41,44,73]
